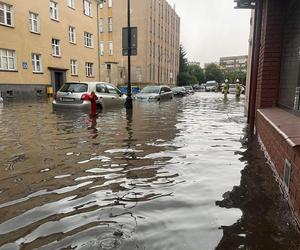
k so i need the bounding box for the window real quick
[84,32,93,48]
[52,39,60,56]
[108,0,112,8]
[29,12,39,33]
[85,62,93,77]
[67,0,75,8]
[100,42,104,55]
[108,17,112,32]
[0,2,13,26]
[99,2,103,8]
[70,59,78,75]
[83,0,92,17]
[99,18,103,33]
[0,49,16,70]
[69,26,76,43]
[50,1,59,20]
[279,2,300,111]
[32,53,42,72]
[108,41,113,55]
[106,84,122,95]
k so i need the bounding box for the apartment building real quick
[219,55,248,72]
[0,0,100,98]
[99,0,180,86]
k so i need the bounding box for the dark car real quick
[171,87,187,97]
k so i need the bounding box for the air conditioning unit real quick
[294,87,300,111]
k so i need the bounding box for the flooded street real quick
[0,92,299,250]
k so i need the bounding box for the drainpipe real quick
[97,1,103,81]
[248,0,263,133]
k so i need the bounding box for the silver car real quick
[136,85,173,101]
[52,82,126,110]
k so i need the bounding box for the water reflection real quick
[215,136,300,250]
[0,93,297,249]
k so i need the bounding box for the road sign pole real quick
[125,0,133,109]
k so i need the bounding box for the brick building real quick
[235,0,300,224]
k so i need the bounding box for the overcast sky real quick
[167,0,251,66]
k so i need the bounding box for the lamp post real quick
[125,0,133,109]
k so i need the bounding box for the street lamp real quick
[125,0,133,109]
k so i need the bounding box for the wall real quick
[257,111,300,223]
[0,0,99,89]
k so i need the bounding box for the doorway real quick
[49,68,67,92]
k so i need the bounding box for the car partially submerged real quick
[171,86,187,97]
[136,85,173,101]
[52,82,126,110]
[184,85,195,94]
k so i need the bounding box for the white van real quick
[205,81,218,92]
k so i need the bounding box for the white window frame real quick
[99,18,103,33]
[83,0,92,17]
[108,0,112,8]
[32,53,42,73]
[84,32,93,48]
[100,42,104,56]
[0,2,13,26]
[99,1,103,8]
[108,17,112,32]
[85,62,93,77]
[67,0,75,9]
[69,26,76,43]
[29,12,39,33]
[108,41,113,55]
[50,1,59,21]
[52,38,61,56]
[0,49,16,71]
[70,59,78,75]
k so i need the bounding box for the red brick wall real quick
[255,0,284,109]
[256,112,300,223]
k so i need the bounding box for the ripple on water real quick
[0,93,251,249]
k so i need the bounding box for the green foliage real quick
[205,63,224,83]
[224,69,247,85]
[187,65,205,84]
[179,45,188,73]
[177,72,198,86]
[177,44,204,86]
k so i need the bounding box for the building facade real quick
[99,0,180,87]
[188,61,201,67]
[0,0,180,99]
[0,0,101,98]
[219,55,248,72]
[236,0,300,224]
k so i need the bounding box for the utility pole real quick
[125,0,133,109]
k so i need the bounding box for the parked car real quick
[136,85,173,101]
[184,85,195,94]
[205,81,219,92]
[172,86,187,97]
[52,82,126,110]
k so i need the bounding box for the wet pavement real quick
[0,92,299,250]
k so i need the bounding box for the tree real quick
[177,72,197,86]
[224,69,247,85]
[179,45,188,73]
[205,63,224,83]
[187,65,205,84]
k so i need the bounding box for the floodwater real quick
[0,92,299,250]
